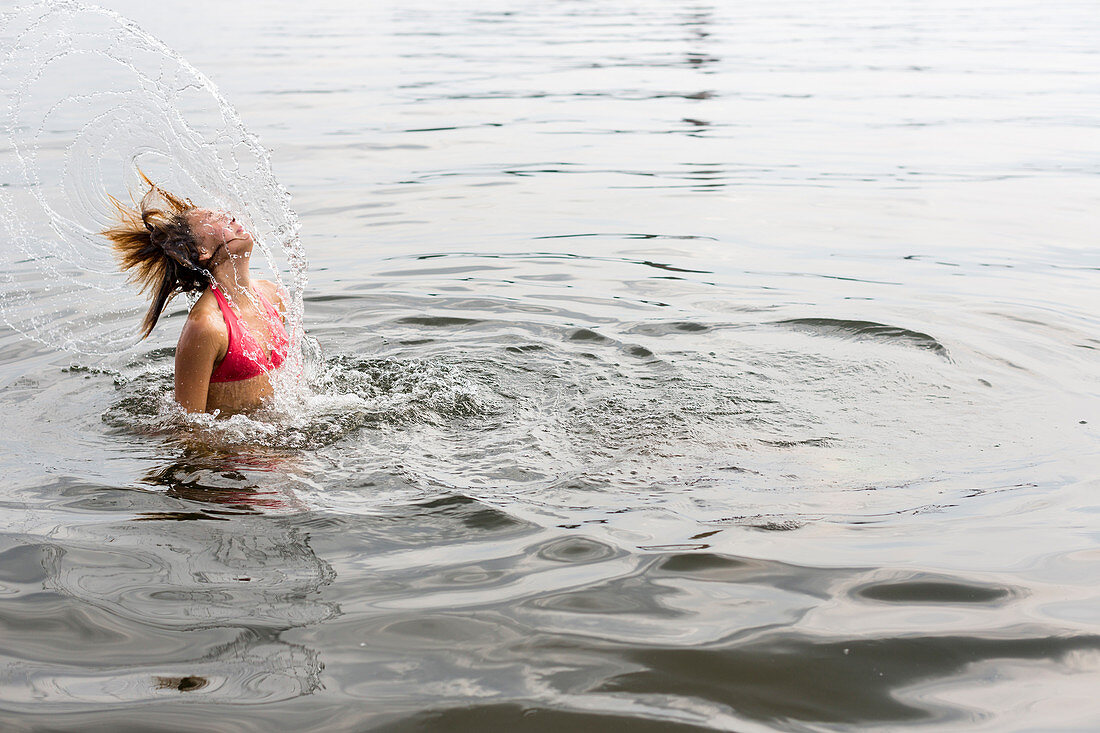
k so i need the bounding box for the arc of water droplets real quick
[0,1,307,364]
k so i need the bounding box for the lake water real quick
[1,0,1099,730]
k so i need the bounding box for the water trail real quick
[0,1,307,367]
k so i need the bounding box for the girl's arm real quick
[174,312,225,413]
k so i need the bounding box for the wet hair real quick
[102,171,207,338]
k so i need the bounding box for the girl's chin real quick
[224,237,254,254]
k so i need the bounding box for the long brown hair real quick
[102,171,207,338]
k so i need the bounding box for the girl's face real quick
[187,208,253,264]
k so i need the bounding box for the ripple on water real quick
[593,634,1100,727]
[95,257,1066,532]
[1,0,1099,729]
[776,318,950,357]
[855,575,1014,605]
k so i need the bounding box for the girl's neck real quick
[209,259,254,305]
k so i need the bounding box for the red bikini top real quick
[208,283,289,383]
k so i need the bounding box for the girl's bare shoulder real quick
[254,278,286,312]
[180,291,226,345]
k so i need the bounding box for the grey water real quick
[1,0,1099,730]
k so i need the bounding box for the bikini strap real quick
[253,287,282,321]
[209,282,236,325]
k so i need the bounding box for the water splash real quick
[102,350,493,452]
[0,1,307,359]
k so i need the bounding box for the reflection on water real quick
[2,0,1100,729]
[0,451,334,712]
[138,452,313,517]
[0,457,335,712]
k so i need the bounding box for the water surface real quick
[1,0,1099,730]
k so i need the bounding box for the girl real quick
[103,173,289,414]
